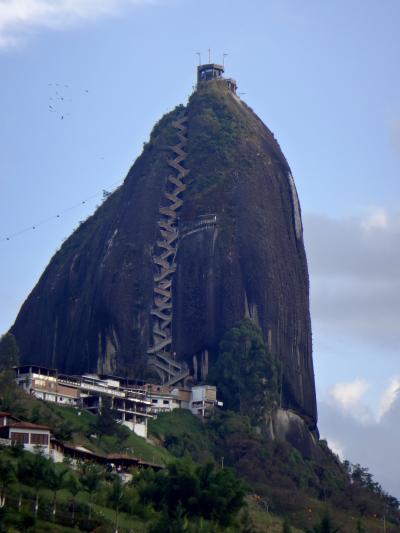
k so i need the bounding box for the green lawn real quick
[149,408,214,462]
[149,407,205,439]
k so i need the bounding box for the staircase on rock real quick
[147,115,190,385]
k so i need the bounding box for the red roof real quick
[0,412,21,422]
[6,421,51,431]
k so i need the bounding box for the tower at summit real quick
[197,63,237,93]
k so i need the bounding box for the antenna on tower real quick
[223,52,228,68]
[208,48,211,63]
[196,52,201,65]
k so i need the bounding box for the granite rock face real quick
[12,80,317,428]
[266,408,323,460]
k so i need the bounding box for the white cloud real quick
[330,378,369,410]
[361,207,388,231]
[319,382,400,498]
[0,0,158,48]
[378,377,400,420]
[325,437,344,460]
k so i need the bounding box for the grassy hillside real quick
[0,442,276,533]
[0,444,150,532]
[1,370,399,532]
[0,371,171,465]
[148,409,399,532]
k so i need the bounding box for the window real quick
[163,400,169,405]
[10,432,29,444]
[31,433,49,445]
[152,399,158,404]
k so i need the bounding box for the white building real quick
[15,365,79,406]
[0,420,51,456]
[14,366,222,433]
[146,384,220,417]
[14,366,153,438]
[146,384,182,414]
[190,385,221,416]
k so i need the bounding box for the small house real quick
[0,421,51,456]
[190,385,220,417]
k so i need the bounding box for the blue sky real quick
[0,0,399,496]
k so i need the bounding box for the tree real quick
[47,465,68,520]
[148,503,189,533]
[239,507,257,533]
[0,332,19,371]
[196,463,246,526]
[108,476,125,532]
[137,459,246,527]
[0,458,15,508]
[0,508,6,533]
[92,396,119,436]
[307,512,341,533]
[17,452,51,517]
[282,516,293,533]
[66,473,81,523]
[53,420,73,441]
[356,519,366,533]
[210,320,278,423]
[10,442,24,458]
[80,463,103,519]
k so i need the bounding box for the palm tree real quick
[17,452,50,517]
[66,474,81,524]
[79,463,103,519]
[47,466,68,520]
[0,458,15,508]
[108,476,125,533]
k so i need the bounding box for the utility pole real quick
[196,52,201,65]
[223,52,228,68]
[208,48,211,63]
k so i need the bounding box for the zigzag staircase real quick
[147,114,189,384]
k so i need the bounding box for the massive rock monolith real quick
[11,69,317,429]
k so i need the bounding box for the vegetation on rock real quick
[210,319,278,423]
[0,332,19,372]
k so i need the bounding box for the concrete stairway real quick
[147,115,189,384]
